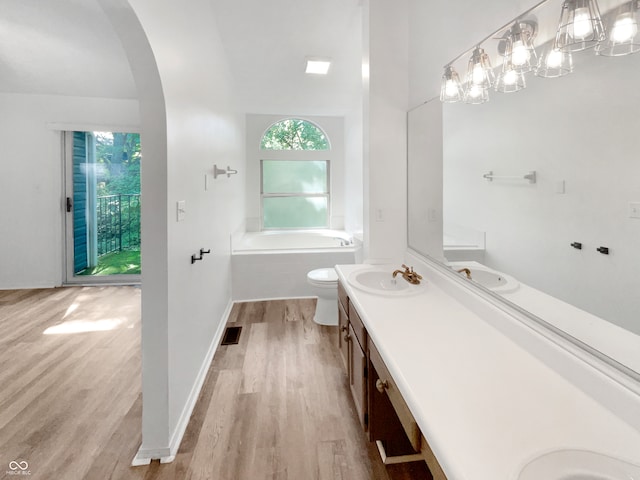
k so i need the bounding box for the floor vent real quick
[221,326,242,345]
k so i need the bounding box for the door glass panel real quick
[70,131,141,277]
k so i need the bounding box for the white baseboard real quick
[167,297,233,459]
[131,446,171,466]
[131,298,234,466]
[232,295,316,303]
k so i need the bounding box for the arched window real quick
[261,118,329,151]
[260,118,330,229]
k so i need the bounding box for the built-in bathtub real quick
[231,230,361,300]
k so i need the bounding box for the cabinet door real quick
[349,324,367,429]
[338,300,349,371]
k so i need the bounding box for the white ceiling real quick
[0,0,136,99]
[10,0,620,114]
[210,0,363,115]
[0,0,363,115]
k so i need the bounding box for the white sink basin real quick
[519,449,640,480]
[449,262,519,294]
[347,268,425,296]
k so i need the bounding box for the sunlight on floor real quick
[44,318,125,335]
[63,302,80,318]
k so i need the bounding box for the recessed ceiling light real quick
[305,58,331,75]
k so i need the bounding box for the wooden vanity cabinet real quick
[338,281,368,430]
[369,339,447,480]
[348,304,368,429]
[337,282,349,370]
[337,278,446,479]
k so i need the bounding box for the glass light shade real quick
[465,47,495,89]
[464,83,490,104]
[535,43,574,77]
[440,66,464,103]
[504,22,538,73]
[495,61,526,93]
[555,0,606,52]
[595,1,640,56]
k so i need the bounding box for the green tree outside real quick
[260,118,329,150]
[96,132,141,196]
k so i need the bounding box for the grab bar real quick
[483,170,536,184]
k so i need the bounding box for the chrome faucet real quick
[456,267,472,279]
[392,264,423,285]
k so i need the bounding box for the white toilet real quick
[307,267,339,326]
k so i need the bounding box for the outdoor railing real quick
[96,194,141,256]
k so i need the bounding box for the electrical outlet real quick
[630,202,640,219]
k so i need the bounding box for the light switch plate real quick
[177,200,186,222]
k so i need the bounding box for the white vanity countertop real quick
[335,263,640,480]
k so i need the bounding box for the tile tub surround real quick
[335,263,640,480]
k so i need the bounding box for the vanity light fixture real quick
[500,21,539,74]
[495,58,527,93]
[463,47,494,104]
[536,41,574,77]
[464,84,490,104]
[440,65,464,103]
[596,0,640,56]
[554,0,606,52]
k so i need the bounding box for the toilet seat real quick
[307,268,338,288]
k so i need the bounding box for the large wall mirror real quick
[408,43,640,378]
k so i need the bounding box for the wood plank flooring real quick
[0,289,428,480]
[0,286,142,480]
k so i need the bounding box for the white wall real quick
[443,51,640,335]
[362,0,409,264]
[344,107,364,237]
[101,0,245,460]
[244,114,345,232]
[0,93,139,289]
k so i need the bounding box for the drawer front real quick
[338,281,349,313]
[348,303,366,351]
[369,340,421,452]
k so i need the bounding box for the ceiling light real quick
[305,59,331,75]
[595,0,640,56]
[555,0,605,52]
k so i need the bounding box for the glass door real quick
[64,131,141,284]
